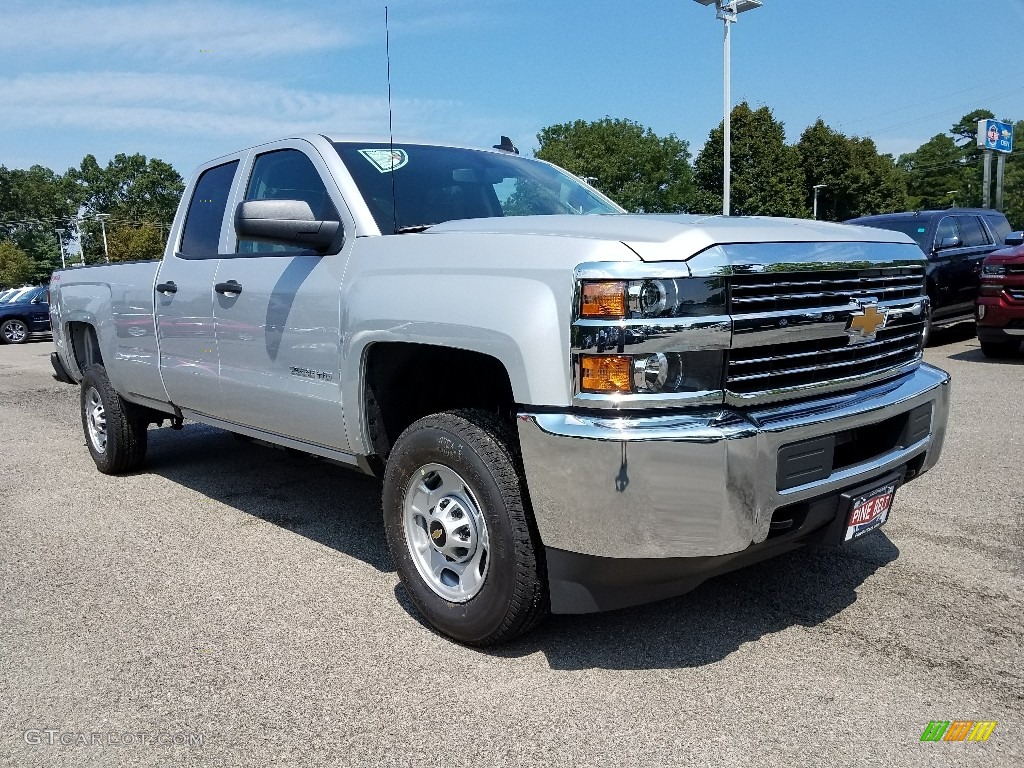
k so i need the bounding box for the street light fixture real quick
[813,184,827,220]
[96,213,111,263]
[946,191,958,208]
[694,0,763,216]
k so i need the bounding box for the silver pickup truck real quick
[49,135,950,645]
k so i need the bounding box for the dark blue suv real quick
[0,285,51,344]
[846,208,1014,344]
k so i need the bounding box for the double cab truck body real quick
[50,135,950,644]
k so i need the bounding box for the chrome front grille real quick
[726,266,926,403]
[730,267,924,313]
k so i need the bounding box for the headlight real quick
[982,264,1006,277]
[580,351,723,395]
[580,277,724,319]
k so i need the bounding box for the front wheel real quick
[0,318,29,344]
[80,364,149,474]
[383,410,548,646]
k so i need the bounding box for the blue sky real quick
[2,0,1023,179]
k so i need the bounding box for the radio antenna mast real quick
[386,6,397,234]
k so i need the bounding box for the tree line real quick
[537,106,1022,226]
[0,154,183,286]
[1,105,1021,287]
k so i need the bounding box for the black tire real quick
[383,410,548,646]
[980,339,1020,358]
[80,364,149,474]
[0,318,30,344]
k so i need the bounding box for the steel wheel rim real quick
[85,387,107,454]
[3,320,27,343]
[403,463,490,603]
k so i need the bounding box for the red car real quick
[976,231,1024,358]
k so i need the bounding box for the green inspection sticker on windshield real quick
[918,227,926,233]
[358,148,409,173]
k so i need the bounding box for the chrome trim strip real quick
[724,357,922,406]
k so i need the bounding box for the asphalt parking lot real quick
[1,329,1021,767]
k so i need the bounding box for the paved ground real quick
[1,329,1021,767]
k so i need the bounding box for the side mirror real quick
[935,235,961,251]
[1005,231,1024,247]
[235,199,340,251]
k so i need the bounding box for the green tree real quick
[796,120,851,220]
[534,118,694,213]
[1001,119,1024,230]
[897,134,969,210]
[844,137,908,218]
[106,223,165,263]
[0,240,35,287]
[693,102,806,217]
[0,165,79,280]
[70,153,183,262]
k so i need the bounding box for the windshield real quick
[4,287,34,303]
[334,142,621,234]
[856,219,930,252]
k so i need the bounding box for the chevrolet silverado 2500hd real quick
[49,135,950,645]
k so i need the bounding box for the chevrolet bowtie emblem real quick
[846,303,888,344]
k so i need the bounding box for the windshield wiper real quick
[394,223,438,234]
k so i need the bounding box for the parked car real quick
[976,231,1024,358]
[845,208,1013,343]
[0,285,51,344]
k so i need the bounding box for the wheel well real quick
[68,322,103,372]
[363,343,516,461]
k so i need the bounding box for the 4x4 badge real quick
[846,303,888,344]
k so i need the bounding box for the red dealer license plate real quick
[844,483,897,542]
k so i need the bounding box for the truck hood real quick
[426,214,917,262]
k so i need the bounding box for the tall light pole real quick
[694,0,763,216]
[946,190,958,208]
[96,213,111,263]
[813,184,827,220]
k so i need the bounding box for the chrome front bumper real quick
[517,363,950,560]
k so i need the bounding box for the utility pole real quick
[96,214,111,263]
[74,219,85,265]
[56,229,67,269]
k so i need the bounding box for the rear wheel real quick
[980,339,1020,358]
[383,410,548,646]
[1,318,29,344]
[80,364,149,474]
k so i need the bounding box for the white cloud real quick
[0,1,355,57]
[0,71,528,150]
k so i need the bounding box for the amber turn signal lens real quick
[581,281,627,318]
[580,355,632,393]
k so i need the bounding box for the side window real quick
[983,215,1011,245]
[957,216,990,247]
[179,161,238,259]
[237,149,338,255]
[934,216,961,248]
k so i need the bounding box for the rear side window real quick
[179,161,238,259]
[957,216,990,247]
[983,214,1012,245]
